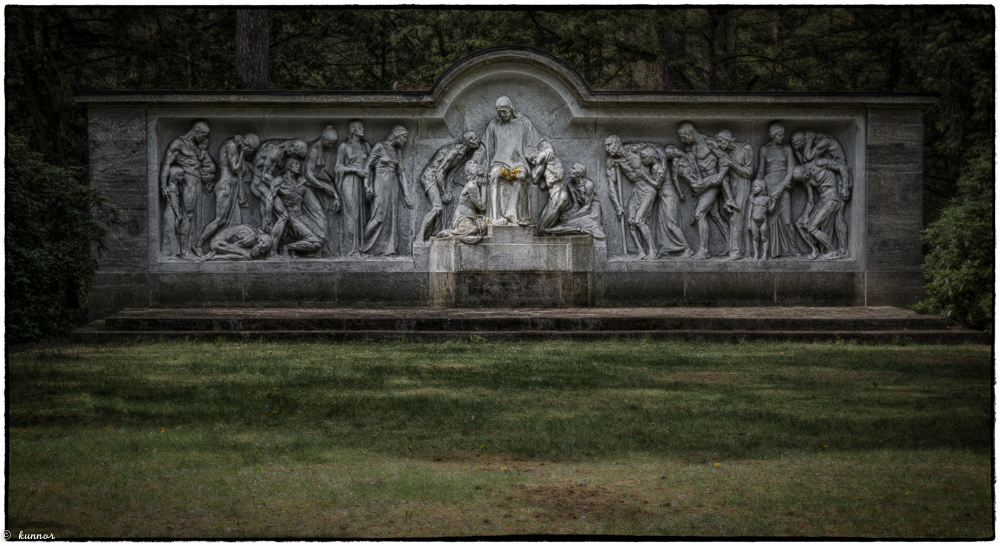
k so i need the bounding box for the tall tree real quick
[237,9,269,90]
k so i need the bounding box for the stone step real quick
[99,307,950,332]
[72,322,986,344]
[70,307,986,344]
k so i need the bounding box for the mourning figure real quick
[302,126,342,255]
[674,122,729,259]
[526,141,570,235]
[196,132,260,255]
[160,120,215,259]
[363,125,414,256]
[544,163,606,240]
[418,131,480,241]
[335,121,372,257]
[707,129,754,260]
[203,224,272,261]
[791,130,851,256]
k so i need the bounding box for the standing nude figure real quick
[160,120,215,259]
[417,131,480,241]
[747,179,778,261]
[673,122,729,259]
[196,132,259,255]
[334,121,371,257]
[757,122,800,258]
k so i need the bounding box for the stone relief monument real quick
[155,113,855,264]
[80,48,932,314]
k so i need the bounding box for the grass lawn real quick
[6,338,993,538]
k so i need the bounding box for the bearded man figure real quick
[474,96,546,226]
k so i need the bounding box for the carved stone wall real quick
[80,48,932,316]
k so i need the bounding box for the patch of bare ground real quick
[519,483,648,523]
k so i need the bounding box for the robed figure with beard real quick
[474,96,546,226]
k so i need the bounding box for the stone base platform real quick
[429,224,594,307]
[72,307,987,344]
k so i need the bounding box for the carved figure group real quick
[159,120,414,261]
[419,96,605,242]
[605,120,851,261]
[435,161,489,244]
[158,109,850,264]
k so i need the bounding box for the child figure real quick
[749,179,778,261]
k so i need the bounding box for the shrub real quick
[5,136,117,342]
[915,144,994,332]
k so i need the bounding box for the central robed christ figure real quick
[473,96,548,226]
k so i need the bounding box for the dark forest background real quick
[5,7,995,339]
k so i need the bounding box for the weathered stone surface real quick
[593,272,685,307]
[774,272,865,306]
[684,272,777,306]
[77,306,987,344]
[434,271,591,307]
[866,270,926,306]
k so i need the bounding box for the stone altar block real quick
[77,47,935,317]
[429,224,594,307]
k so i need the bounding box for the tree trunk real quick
[655,10,687,91]
[237,9,269,90]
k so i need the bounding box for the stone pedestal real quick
[430,224,593,307]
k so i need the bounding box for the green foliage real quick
[5,136,117,341]
[915,144,994,332]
